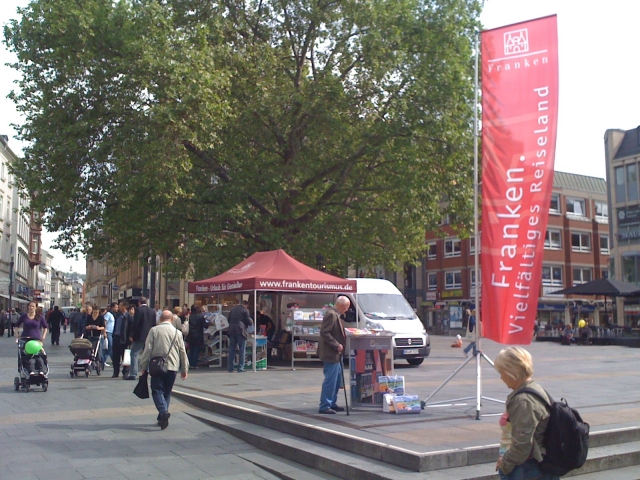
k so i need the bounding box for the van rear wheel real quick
[407,358,424,366]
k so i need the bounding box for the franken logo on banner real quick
[504,28,529,55]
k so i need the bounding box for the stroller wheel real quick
[42,382,48,392]
[96,366,101,376]
[85,371,89,377]
[14,377,19,391]
[24,382,30,393]
[70,371,73,378]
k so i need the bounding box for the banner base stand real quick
[420,347,504,420]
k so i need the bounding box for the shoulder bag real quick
[149,328,179,377]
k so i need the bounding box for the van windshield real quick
[357,294,415,320]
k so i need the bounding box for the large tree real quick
[5,0,480,278]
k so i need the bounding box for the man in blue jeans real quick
[227,300,253,372]
[318,296,350,414]
[102,303,116,367]
[139,310,189,430]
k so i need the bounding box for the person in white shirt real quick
[102,303,116,367]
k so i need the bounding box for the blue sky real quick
[1,0,639,273]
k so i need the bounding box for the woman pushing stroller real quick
[15,301,48,374]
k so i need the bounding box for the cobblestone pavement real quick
[0,331,282,480]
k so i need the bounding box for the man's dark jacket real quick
[131,304,156,343]
[227,304,253,338]
[48,309,65,328]
[114,311,132,345]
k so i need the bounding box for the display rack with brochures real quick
[287,308,325,370]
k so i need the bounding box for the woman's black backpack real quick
[516,388,589,476]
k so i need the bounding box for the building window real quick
[549,193,560,213]
[427,242,436,260]
[0,162,5,181]
[566,197,586,216]
[102,284,108,296]
[445,270,462,289]
[542,265,563,286]
[444,238,461,258]
[544,229,562,249]
[470,268,481,287]
[615,166,626,203]
[628,164,639,202]
[602,269,609,279]
[571,232,591,252]
[600,234,610,254]
[31,236,39,255]
[623,255,639,283]
[427,272,437,291]
[595,202,608,219]
[573,268,592,286]
[469,236,480,255]
[440,214,450,226]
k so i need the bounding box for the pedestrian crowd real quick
[0,298,214,430]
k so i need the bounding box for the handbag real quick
[181,319,189,336]
[133,372,149,399]
[122,348,131,367]
[149,328,179,377]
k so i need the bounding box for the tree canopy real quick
[5,0,481,278]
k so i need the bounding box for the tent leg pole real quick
[253,290,257,372]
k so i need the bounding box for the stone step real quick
[173,388,640,475]
[570,465,640,479]
[439,440,640,480]
[237,450,342,480]
[186,406,640,480]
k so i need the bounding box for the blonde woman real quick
[494,347,558,480]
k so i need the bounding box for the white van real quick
[344,278,430,366]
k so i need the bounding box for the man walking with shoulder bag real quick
[139,310,188,430]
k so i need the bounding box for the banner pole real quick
[253,290,257,372]
[473,30,482,421]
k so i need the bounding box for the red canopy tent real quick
[188,250,357,371]
[188,249,356,294]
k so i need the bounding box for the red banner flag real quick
[481,15,559,344]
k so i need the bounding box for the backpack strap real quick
[515,386,554,408]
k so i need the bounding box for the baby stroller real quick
[14,338,49,392]
[69,336,102,377]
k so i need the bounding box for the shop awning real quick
[189,249,357,294]
[0,294,30,303]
